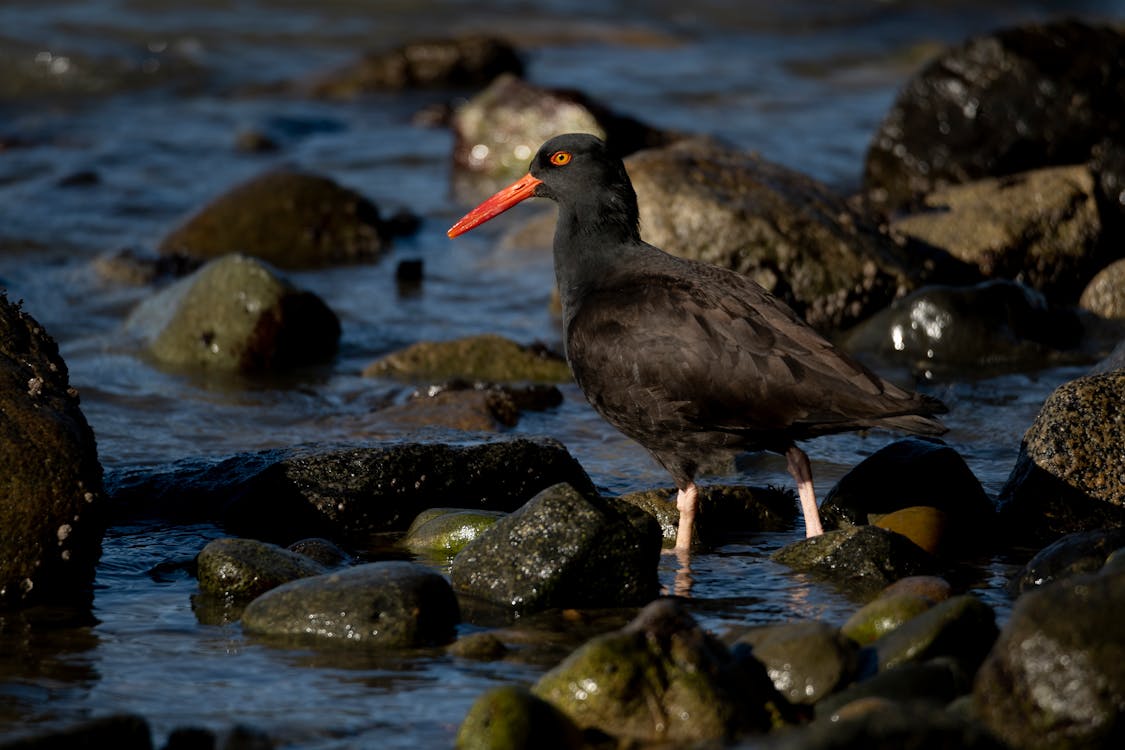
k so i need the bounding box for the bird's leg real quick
[785,445,824,537]
[674,482,699,552]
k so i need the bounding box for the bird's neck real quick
[552,199,643,323]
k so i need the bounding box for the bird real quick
[448,133,947,552]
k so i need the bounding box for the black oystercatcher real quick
[448,133,947,551]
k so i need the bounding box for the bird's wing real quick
[567,266,929,441]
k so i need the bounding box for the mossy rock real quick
[363,334,571,383]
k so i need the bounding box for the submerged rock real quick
[626,137,969,332]
[841,280,1085,373]
[241,561,459,648]
[998,371,1125,543]
[159,170,398,269]
[450,483,661,612]
[890,165,1105,303]
[772,526,939,600]
[455,685,584,750]
[126,254,340,373]
[532,599,777,743]
[195,537,327,599]
[973,565,1125,749]
[363,334,571,383]
[0,295,106,608]
[864,19,1125,212]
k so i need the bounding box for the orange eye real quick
[549,150,572,166]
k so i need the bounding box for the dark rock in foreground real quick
[242,561,459,648]
[0,295,107,609]
[455,685,584,750]
[974,565,1125,749]
[0,713,155,750]
[450,483,661,612]
[729,620,860,706]
[998,371,1125,544]
[1010,527,1125,596]
[106,438,596,545]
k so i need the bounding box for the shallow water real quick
[2,0,1123,746]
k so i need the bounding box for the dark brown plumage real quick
[449,133,946,550]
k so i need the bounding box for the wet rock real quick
[532,599,776,743]
[1010,526,1125,595]
[0,295,107,608]
[92,247,202,285]
[1080,258,1125,319]
[841,280,1085,373]
[625,137,970,333]
[241,561,459,648]
[0,713,154,749]
[159,170,399,269]
[374,388,522,431]
[772,526,939,600]
[973,565,1125,749]
[842,576,953,646]
[869,594,998,674]
[195,537,327,599]
[285,537,350,568]
[788,690,1004,750]
[891,166,1105,303]
[818,438,994,549]
[729,620,860,706]
[447,631,508,661]
[998,371,1125,544]
[233,129,280,154]
[864,20,1125,212]
[308,35,523,97]
[364,334,571,383]
[873,506,948,557]
[401,507,506,558]
[125,254,340,373]
[451,483,660,612]
[455,685,584,750]
[106,437,597,544]
[451,73,672,183]
[617,484,796,547]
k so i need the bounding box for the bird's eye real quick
[549,151,572,166]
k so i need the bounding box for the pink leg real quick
[785,445,823,537]
[674,482,699,551]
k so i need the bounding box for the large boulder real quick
[864,20,1125,213]
[998,371,1125,543]
[0,295,106,608]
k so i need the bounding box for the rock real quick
[863,19,1125,212]
[125,254,340,372]
[729,620,860,705]
[616,484,796,547]
[363,334,571,383]
[841,576,953,646]
[105,437,597,544]
[195,537,327,599]
[998,371,1125,543]
[818,438,994,549]
[450,483,661,612]
[0,295,107,608]
[447,632,508,661]
[285,537,350,568]
[308,35,523,97]
[973,565,1125,749]
[374,388,522,432]
[1010,527,1125,595]
[532,599,776,743]
[401,507,506,558]
[891,166,1105,303]
[159,170,397,269]
[814,658,972,720]
[869,595,998,674]
[840,280,1085,373]
[771,526,939,600]
[0,713,154,749]
[625,137,969,333]
[241,561,459,648]
[451,73,672,182]
[873,507,949,557]
[780,692,1004,750]
[455,685,584,750]
[92,247,202,285]
[1080,258,1125,319]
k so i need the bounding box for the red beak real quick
[447,173,543,238]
